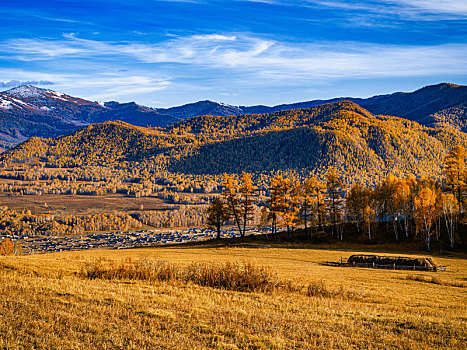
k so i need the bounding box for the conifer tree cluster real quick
[205,147,467,250]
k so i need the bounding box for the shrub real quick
[79,259,282,293]
[79,259,363,298]
[306,281,332,298]
[0,238,14,256]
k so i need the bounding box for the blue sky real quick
[1,0,466,107]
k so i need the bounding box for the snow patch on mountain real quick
[47,90,71,102]
[11,97,32,107]
[5,85,45,98]
[0,98,11,110]
[50,91,64,97]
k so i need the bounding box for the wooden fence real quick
[338,260,446,272]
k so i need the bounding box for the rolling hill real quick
[239,83,467,130]
[0,85,178,148]
[165,101,467,183]
[3,101,466,185]
[0,83,465,150]
[360,83,467,128]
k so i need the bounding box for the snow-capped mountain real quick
[0,83,466,150]
[158,100,244,119]
[0,85,103,124]
[0,85,251,149]
[0,85,177,148]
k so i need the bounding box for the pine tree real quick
[443,145,465,204]
[281,175,302,240]
[414,187,437,251]
[301,176,315,237]
[206,197,231,239]
[303,175,325,237]
[267,173,287,237]
[325,167,345,240]
[239,172,256,237]
[222,173,242,235]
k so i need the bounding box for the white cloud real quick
[1,32,465,105]
[388,0,467,15]
[0,80,54,88]
[55,75,172,101]
[243,0,467,19]
[0,70,69,83]
[191,34,237,41]
[2,33,465,80]
[4,38,85,61]
[0,68,171,102]
[305,0,467,18]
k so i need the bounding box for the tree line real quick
[0,207,142,236]
[207,146,467,250]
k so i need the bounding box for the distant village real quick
[6,227,267,254]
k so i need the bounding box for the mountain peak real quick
[415,82,465,93]
[434,82,463,88]
[5,85,48,98]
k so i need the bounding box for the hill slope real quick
[0,86,177,148]
[1,83,465,149]
[3,101,466,184]
[360,83,467,128]
[166,101,467,183]
[158,100,243,120]
[240,83,467,130]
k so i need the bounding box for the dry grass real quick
[77,258,364,300]
[405,273,467,288]
[0,243,466,349]
[79,259,286,293]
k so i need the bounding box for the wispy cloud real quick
[1,30,465,106]
[191,34,237,41]
[242,0,467,19]
[2,33,466,80]
[70,76,172,100]
[4,37,86,61]
[0,80,54,88]
[0,0,464,106]
[0,68,171,102]
[380,0,467,16]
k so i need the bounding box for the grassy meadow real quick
[0,240,466,349]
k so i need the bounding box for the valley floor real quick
[0,242,466,349]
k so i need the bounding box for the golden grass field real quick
[0,240,466,349]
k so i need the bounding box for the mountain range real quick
[0,83,466,150]
[3,100,466,185]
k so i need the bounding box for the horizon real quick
[1,81,464,108]
[1,1,467,107]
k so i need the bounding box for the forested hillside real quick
[1,83,465,149]
[361,83,467,127]
[2,101,466,185]
[238,83,467,131]
[168,102,467,183]
[0,85,177,148]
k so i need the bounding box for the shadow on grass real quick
[133,228,467,260]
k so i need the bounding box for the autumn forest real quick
[0,97,465,253]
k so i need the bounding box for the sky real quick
[0,0,466,107]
